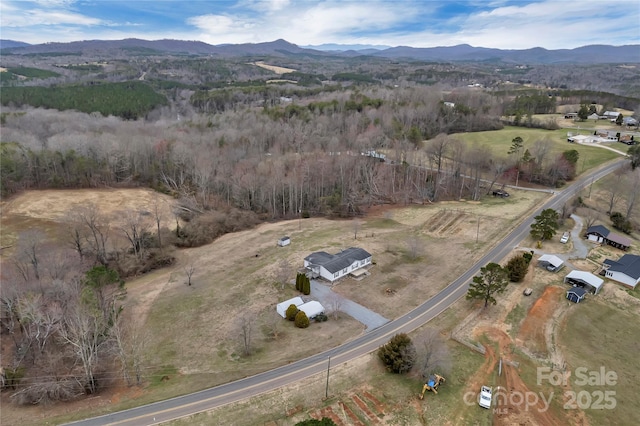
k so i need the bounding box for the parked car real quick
[523,288,533,296]
[479,385,492,409]
[492,189,510,198]
[560,232,570,244]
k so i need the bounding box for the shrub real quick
[610,212,633,234]
[314,313,328,322]
[302,276,311,295]
[285,304,299,321]
[522,250,534,264]
[506,255,529,282]
[294,311,310,328]
[295,418,337,426]
[378,333,416,374]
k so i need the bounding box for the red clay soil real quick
[339,401,366,426]
[460,327,567,426]
[351,394,380,423]
[362,390,386,416]
[313,407,344,426]
[517,286,565,356]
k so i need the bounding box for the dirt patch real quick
[250,61,297,74]
[516,286,565,357]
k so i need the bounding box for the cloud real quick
[1,0,104,27]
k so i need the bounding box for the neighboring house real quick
[538,254,564,272]
[602,254,640,289]
[277,236,291,247]
[567,134,592,143]
[585,225,632,251]
[276,296,304,318]
[594,130,618,141]
[586,113,600,120]
[564,112,578,119]
[619,134,635,145]
[564,270,604,294]
[603,111,621,119]
[567,287,587,303]
[623,117,638,127]
[304,247,372,282]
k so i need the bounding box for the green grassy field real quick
[455,126,622,173]
[558,300,640,426]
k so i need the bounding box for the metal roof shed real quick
[564,270,604,294]
[538,254,564,272]
[276,296,304,318]
[298,301,325,319]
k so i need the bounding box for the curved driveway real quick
[66,159,625,426]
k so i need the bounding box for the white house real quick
[564,270,604,294]
[298,301,324,319]
[276,296,304,318]
[602,254,640,289]
[304,247,372,282]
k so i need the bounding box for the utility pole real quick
[325,356,331,399]
[476,215,480,243]
[299,209,302,230]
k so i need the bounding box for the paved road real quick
[66,159,625,426]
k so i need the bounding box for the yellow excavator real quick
[419,374,446,399]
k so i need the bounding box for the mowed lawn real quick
[455,126,622,171]
[558,299,640,426]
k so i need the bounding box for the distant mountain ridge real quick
[1,38,639,64]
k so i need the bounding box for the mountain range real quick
[1,38,639,64]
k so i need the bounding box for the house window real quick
[343,268,348,274]
[334,272,338,278]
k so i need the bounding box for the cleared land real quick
[251,61,297,74]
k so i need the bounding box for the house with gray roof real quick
[304,247,372,282]
[602,254,640,289]
[585,225,632,251]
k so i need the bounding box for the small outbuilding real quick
[276,296,304,318]
[298,301,325,319]
[277,236,291,247]
[564,270,604,294]
[567,287,587,303]
[538,254,564,272]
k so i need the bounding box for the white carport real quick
[298,301,325,319]
[538,254,564,272]
[276,296,304,318]
[564,270,604,294]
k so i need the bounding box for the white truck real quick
[479,385,492,409]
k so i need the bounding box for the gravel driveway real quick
[310,279,390,331]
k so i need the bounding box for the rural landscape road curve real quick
[66,158,625,426]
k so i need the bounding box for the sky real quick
[1,0,639,49]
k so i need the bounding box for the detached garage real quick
[538,254,564,272]
[564,270,604,294]
[276,297,304,318]
[567,287,587,303]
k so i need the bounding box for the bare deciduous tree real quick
[184,260,196,286]
[406,234,425,260]
[413,328,452,380]
[327,293,343,321]
[111,309,148,386]
[275,259,291,290]
[237,312,256,356]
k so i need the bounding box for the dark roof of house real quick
[586,225,610,237]
[603,254,640,279]
[304,247,372,274]
[567,287,587,297]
